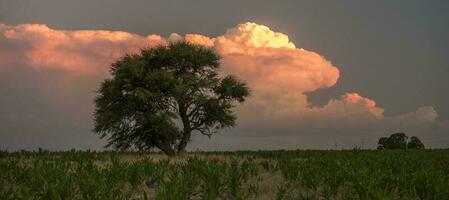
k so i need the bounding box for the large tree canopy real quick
[94,42,249,156]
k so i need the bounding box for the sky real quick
[0,0,448,150]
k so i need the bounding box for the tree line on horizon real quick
[377,132,425,150]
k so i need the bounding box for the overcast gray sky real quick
[0,0,448,150]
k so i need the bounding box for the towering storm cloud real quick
[0,22,447,150]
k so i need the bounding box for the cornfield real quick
[1,149,448,199]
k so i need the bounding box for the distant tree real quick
[407,136,425,149]
[377,133,425,150]
[377,137,389,149]
[390,133,408,149]
[94,42,250,156]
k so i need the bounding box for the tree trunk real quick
[177,130,190,157]
[177,148,187,157]
[177,103,191,157]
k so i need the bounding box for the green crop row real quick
[1,149,448,199]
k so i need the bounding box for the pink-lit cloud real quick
[0,24,167,74]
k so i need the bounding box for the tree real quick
[377,137,389,150]
[94,42,250,156]
[377,133,425,150]
[390,132,408,149]
[377,133,407,149]
[407,136,425,149]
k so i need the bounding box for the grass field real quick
[1,149,448,200]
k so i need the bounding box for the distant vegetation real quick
[377,133,425,150]
[94,42,249,157]
[1,149,448,199]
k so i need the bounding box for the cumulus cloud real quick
[0,22,446,150]
[0,23,167,74]
[216,22,296,49]
[185,34,214,47]
[314,93,385,121]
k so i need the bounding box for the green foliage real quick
[378,133,425,150]
[378,133,408,149]
[1,150,448,199]
[408,136,425,149]
[94,42,249,156]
